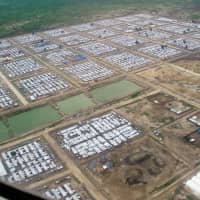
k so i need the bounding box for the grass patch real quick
[8,105,60,135]
[57,94,94,115]
[132,91,141,98]
[152,176,180,192]
[91,80,141,103]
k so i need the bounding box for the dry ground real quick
[157,113,200,166]
[83,137,187,200]
[117,92,192,131]
[173,53,200,74]
[138,64,200,104]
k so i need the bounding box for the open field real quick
[156,113,200,166]
[118,92,193,131]
[91,80,141,103]
[138,64,200,104]
[173,53,200,74]
[0,0,200,37]
[84,137,186,200]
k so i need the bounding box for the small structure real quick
[185,172,200,198]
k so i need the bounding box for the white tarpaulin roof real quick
[185,172,200,198]
[0,160,7,176]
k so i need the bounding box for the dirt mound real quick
[152,157,165,168]
[124,168,145,186]
[124,152,152,165]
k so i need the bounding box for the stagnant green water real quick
[57,94,94,115]
[0,121,9,142]
[0,94,94,143]
[8,105,60,136]
[91,80,141,103]
[0,0,199,37]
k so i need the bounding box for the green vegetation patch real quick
[91,80,141,103]
[152,175,180,193]
[57,94,94,115]
[8,105,60,135]
[0,0,200,37]
[0,121,9,142]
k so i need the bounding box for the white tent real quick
[0,160,7,176]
